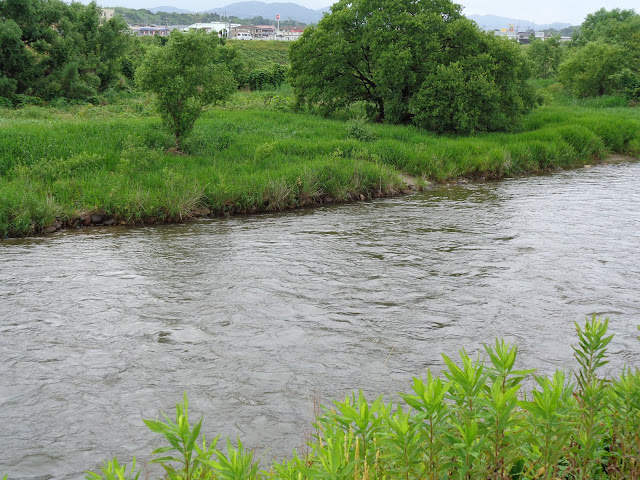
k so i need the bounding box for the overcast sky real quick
[88,0,638,25]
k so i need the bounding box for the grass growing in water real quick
[0,92,639,238]
[72,316,639,480]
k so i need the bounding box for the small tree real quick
[136,30,236,151]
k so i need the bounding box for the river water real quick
[1,161,639,479]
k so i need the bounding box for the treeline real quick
[113,7,306,27]
[0,0,294,107]
[525,8,640,101]
[1,0,638,115]
[0,0,130,105]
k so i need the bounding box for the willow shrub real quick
[81,317,640,480]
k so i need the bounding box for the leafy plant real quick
[571,315,614,479]
[144,392,220,480]
[203,438,260,480]
[401,372,451,479]
[85,457,140,480]
[519,370,577,480]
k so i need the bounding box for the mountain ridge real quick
[144,2,573,28]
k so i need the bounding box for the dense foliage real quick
[0,0,130,105]
[136,31,236,149]
[229,40,290,90]
[525,37,566,80]
[77,317,640,480]
[559,8,640,100]
[289,0,536,134]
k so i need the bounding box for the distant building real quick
[493,30,518,41]
[138,25,170,37]
[229,26,253,39]
[184,22,240,36]
[251,25,277,39]
[129,25,187,37]
[492,29,556,44]
[100,8,115,23]
[276,27,305,41]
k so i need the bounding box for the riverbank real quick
[1,100,639,238]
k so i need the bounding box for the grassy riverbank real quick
[1,92,639,238]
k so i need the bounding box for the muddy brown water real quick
[1,161,640,479]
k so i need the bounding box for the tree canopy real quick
[560,8,640,100]
[525,37,566,80]
[0,0,130,103]
[288,0,536,134]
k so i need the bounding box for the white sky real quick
[87,0,638,25]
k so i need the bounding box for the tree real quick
[559,41,627,97]
[0,18,33,97]
[574,8,639,45]
[526,37,566,79]
[0,0,132,103]
[559,8,639,99]
[288,0,535,133]
[136,30,236,151]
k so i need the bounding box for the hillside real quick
[467,14,573,30]
[205,1,327,24]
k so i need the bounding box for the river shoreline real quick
[2,104,639,239]
[27,153,638,239]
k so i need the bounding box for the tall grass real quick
[76,317,640,480]
[1,95,639,237]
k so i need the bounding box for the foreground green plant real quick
[85,457,140,480]
[142,393,260,480]
[83,316,639,480]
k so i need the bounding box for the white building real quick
[184,22,240,36]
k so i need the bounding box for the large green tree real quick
[136,30,236,151]
[288,0,535,133]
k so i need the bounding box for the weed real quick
[85,457,140,480]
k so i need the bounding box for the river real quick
[1,161,639,479]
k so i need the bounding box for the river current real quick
[1,161,639,479]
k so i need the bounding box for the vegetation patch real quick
[0,93,639,238]
[67,317,640,480]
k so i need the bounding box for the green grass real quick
[1,90,639,238]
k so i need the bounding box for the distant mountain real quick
[467,14,572,31]
[144,3,571,29]
[148,6,193,13]
[205,2,328,24]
